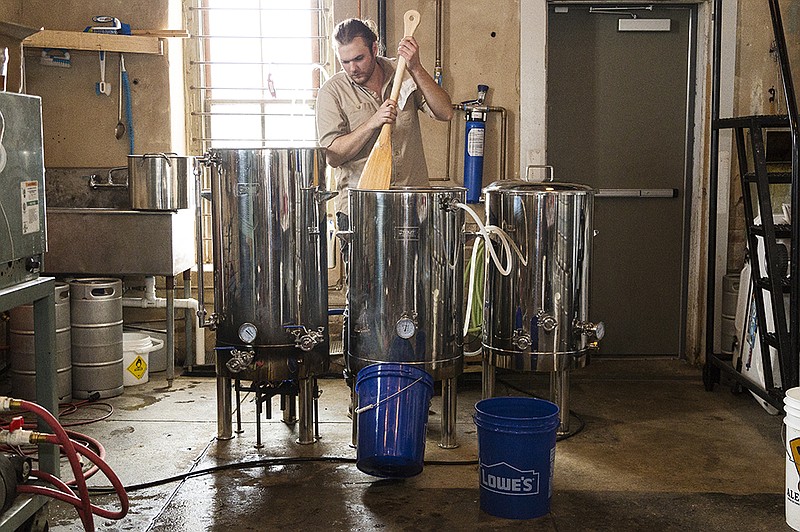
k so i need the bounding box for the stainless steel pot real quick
[482,180,601,372]
[346,186,466,380]
[128,153,197,210]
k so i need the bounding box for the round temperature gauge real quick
[238,322,258,344]
[395,317,416,339]
[594,321,606,340]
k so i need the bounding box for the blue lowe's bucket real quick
[474,397,560,519]
[355,363,434,478]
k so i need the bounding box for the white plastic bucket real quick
[122,333,163,386]
[784,388,800,530]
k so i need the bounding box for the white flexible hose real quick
[453,202,524,276]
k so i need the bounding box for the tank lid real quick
[484,179,593,194]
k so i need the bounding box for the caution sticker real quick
[127,355,148,380]
[20,181,40,235]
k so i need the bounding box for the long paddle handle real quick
[387,10,421,103]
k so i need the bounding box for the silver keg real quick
[9,282,72,401]
[208,147,332,381]
[70,278,124,398]
[482,180,602,371]
[346,187,466,380]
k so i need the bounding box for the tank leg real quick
[216,361,233,440]
[234,379,243,434]
[255,385,263,448]
[297,377,317,444]
[439,377,459,449]
[282,393,297,425]
[482,358,495,399]
[550,369,570,436]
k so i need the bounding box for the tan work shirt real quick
[316,56,433,215]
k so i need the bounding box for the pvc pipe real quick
[121,294,206,365]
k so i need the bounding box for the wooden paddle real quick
[356,10,421,190]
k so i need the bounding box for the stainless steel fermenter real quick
[207,147,332,381]
[346,187,466,381]
[482,180,602,372]
[199,147,334,444]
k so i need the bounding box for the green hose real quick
[464,239,485,340]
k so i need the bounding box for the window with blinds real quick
[187,0,333,262]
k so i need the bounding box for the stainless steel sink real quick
[43,208,196,276]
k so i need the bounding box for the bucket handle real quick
[134,337,164,354]
[354,376,426,415]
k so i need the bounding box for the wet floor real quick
[38,358,789,531]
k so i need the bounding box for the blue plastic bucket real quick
[355,363,434,478]
[474,396,560,519]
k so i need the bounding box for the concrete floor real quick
[37,357,790,531]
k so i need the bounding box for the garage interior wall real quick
[0,0,798,363]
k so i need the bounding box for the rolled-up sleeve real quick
[316,84,347,149]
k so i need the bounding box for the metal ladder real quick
[703,0,799,407]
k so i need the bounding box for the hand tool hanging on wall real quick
[95,51,111,96]
[115,55,125,140]
[120,54,134,154]
[357,10,421,190]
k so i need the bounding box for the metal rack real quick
[703,0,799,408]
[0,277,58,529]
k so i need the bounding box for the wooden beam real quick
[23,30,163,55]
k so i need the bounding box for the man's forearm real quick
[409,66,453,121]
[325,121,380,167]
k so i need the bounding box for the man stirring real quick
[315,17,453,230]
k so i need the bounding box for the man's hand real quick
[395,35,452,121]
[324,99,397,167]
[397,36,421,74]
[369,98,398,129]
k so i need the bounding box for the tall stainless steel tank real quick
[346,187,466,380]
[481,180,602,436]
[205,147,332,443]
[482,181,601,370]
[346,186,466,449]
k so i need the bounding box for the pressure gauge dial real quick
[594,321,606,340]
[238,322,258,344]
[395,317,416,339]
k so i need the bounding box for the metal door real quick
[546,5,695,355]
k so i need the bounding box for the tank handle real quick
[524,165,554,182]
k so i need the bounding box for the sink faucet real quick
[87,167,128,189]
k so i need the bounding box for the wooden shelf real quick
[23,29,163,55]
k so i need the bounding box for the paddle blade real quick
[357,125,393,189]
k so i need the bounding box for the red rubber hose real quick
[18,400,94,531]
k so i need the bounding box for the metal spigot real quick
[512,328,532,350]
[538,313,558,333]
[226,348,254,373]
[288,325,326,352]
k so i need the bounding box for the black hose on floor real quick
[87,455,479,493]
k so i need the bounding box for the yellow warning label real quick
[127,355,148,380]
